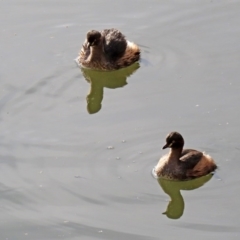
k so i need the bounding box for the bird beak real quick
[162,143,169,149]
[162,141,175,149]
[163,141,175,149]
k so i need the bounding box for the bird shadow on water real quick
[157,174,213,219]
[80,62,140,114]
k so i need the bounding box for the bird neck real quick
[89,44,104,61]
[168,147,183,161]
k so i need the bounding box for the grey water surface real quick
[1,0,240,239]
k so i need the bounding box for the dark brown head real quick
[162,132,184,149]
[86,30,102,48]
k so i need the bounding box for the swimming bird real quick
[78,28,140,71]
[154,132,217,180]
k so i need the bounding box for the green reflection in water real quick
[158,174,213,219]
[81,62,140,114]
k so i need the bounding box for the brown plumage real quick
[154,132,217,180]
[77,28,140,71]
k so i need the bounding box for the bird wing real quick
[179,149,203,169]
[101,29,127,60]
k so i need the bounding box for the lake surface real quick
[1,0,240,239]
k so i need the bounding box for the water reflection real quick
[80,63,140,114]
[158,174,213,219]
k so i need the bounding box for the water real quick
[1,0,240,239]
